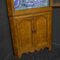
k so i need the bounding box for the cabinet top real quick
[6,0,53,16]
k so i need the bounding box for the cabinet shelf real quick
[53,3,60,7]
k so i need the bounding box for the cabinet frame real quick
[9,11,53,58]
[6,0,53,58]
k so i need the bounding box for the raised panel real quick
[33,12,52,50]
[10,16,33,57]
[36,16,47,43]
[34,15,47,48]
[14,16,32,50]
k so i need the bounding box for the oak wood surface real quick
[30,12,52,51]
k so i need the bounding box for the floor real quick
[7,44,60,60]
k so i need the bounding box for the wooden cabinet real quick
[6,0,53,58]
[9,11,52,57]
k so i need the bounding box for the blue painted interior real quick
[14,0,49,10]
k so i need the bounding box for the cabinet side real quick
[9,17,19,57]
[6,0,14,16]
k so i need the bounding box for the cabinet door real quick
[33,12,52,50]
[11,15,33,56]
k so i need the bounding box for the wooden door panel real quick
[36,16,47,43]
[33,12,52,50]
[34,15,47,46]
[13,16,32,52]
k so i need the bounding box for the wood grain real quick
[31,12,53,51]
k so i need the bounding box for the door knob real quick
[32,29,36,33]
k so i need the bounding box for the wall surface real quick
[0,0,13,60]
[0,0,60,60]
[53,8,60,44]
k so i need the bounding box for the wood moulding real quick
[53,3,60,7]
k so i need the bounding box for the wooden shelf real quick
[52,3,60,7]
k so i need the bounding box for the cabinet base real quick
[14,42,51,58]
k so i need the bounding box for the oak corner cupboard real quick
[6,0,53,58]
